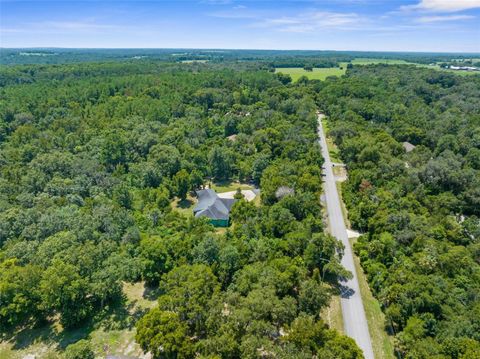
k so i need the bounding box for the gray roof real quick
[402,142,416,152]
[193,189,236,220]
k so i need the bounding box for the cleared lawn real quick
[171,182,254,216]
[171,182,261,220]
[275,67,346,81]
[171,194,197,216]
[210,181,254,193]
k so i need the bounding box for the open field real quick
[180,59,208,63]
[351,58,414,65]
[441,68,480,76]
[349,58,480,76]
[275,67,346,81]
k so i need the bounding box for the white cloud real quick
[2,19,128,35]
[208,5,259,19]
[39,21,119,31]
[0,28,25,33]
[201,0,234,4]
[417,14,475,22]
[254,11,363,33]
[402,0,480,12]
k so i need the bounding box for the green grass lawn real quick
[210,182,261,206]
[171,182,260,218]
[171,194,197,216]
[275,67,346,82]
[210,181,254,193]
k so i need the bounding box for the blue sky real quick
[1,0,479,52]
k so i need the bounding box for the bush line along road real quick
[318,113,374,359]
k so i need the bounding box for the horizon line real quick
[2,47,480,55]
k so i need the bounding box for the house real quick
[193,189,236,227]
[226,134,238,142]
[402,141,416,153]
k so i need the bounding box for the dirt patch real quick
[217,189,257,202]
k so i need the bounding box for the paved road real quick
[317,113,374,359]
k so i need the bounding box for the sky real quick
[1,0,479,52]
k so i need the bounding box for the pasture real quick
[349,58,479,76]
[350,58,414,65]
[275,67,346,81]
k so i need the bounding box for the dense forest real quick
[0,61,361,358]
[1,55,479,359]
[318,66,480,358]
[1,48,474,66]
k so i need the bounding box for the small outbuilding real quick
[193,189,236,227]
[226,134,238,142]
[402,141,416,153]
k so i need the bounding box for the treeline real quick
[0,61,251,87]
[317,66,480,358]
[2,48,474,66]
[0,62,363,357]
[266,59,340,69]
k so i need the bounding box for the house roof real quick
[402,141,416,153]
[193,189,236,220]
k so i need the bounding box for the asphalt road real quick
[317,113,375,359]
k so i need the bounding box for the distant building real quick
[193,189,236,227]
[227,134,238,142]
[449,65,479,71]
[402,141,416,153]
[275,186,294,200]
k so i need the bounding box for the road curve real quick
[317,113,374,359]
